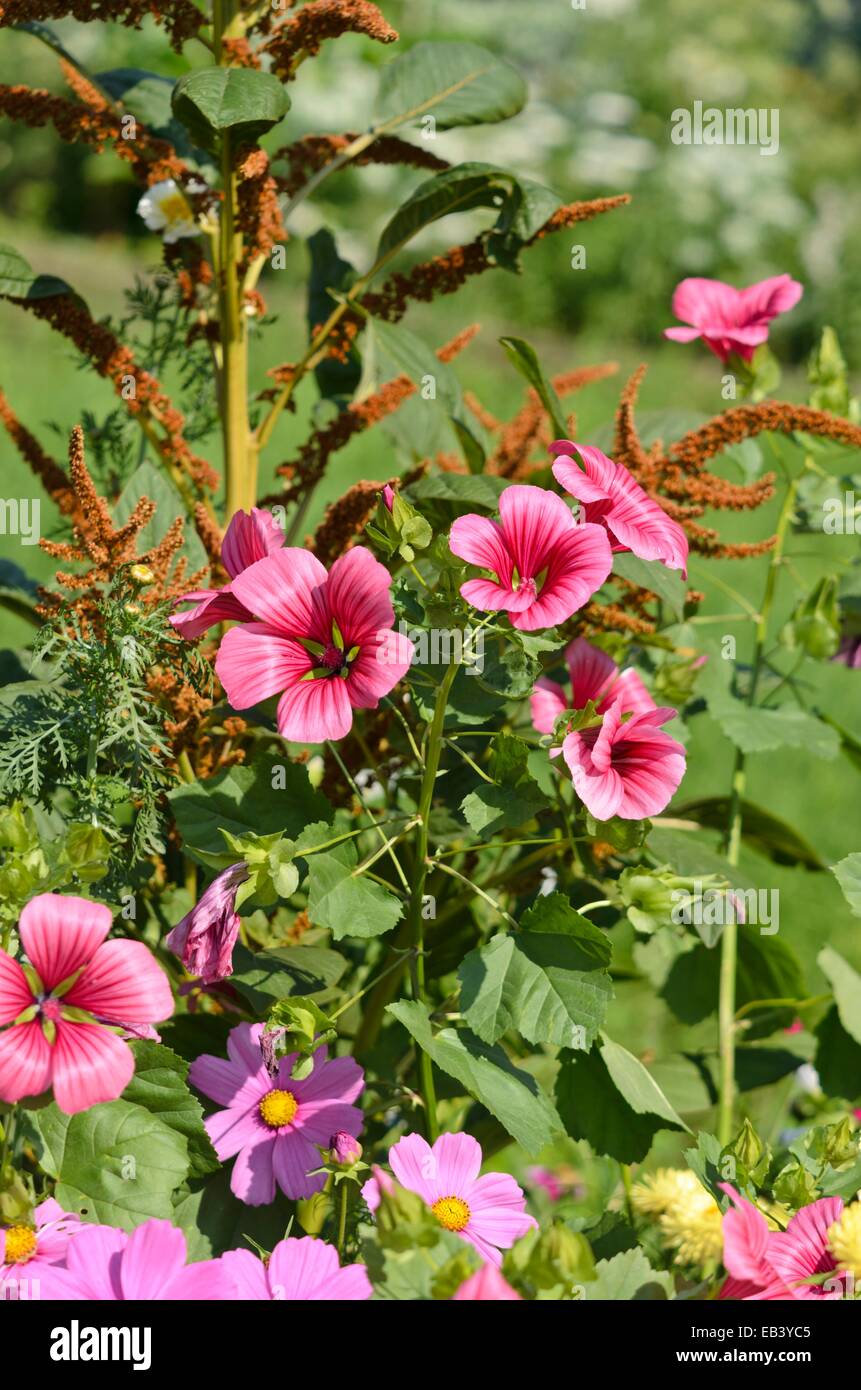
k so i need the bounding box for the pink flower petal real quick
[267,1235,372,1300]
[291,1048,364,1105]
[347,631,414,707]
[50,1021,135,1113]
[66,939,173,1024]
[216,624,312,710]
[0,1019,52,1103]
[272,1131,327,1200]
[530,677,568,735]
[170,588,253,640]
[119,1219,187,1300]
[221,1247,271,1299]
[277,674,353,742]
[229,549,329,639]
[327,547,397,643]
[62,1223,126,1299]
[231,1135,277,1205]
[0,951,33,1024]
[161,1258,237,1300]
[453,1264,522,1300]
[767,1198,843,1295]
[737,274,803,324]
[510,522,612,631]
[388,1132,438,1205]
[18,893,112,992]
[449,514,515,587]
[221,507,285,579]
[718,1183,771,1284]
[432,1131,483,1194]
[565,637,617,709]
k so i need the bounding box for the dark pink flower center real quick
[322,643,346,671]
[38,997,62,1023]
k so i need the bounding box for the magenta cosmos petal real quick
[551,443,689,575]
[453,1264,522,1300]
[562,699,686,820]
[267,1236,372,1300]
[18,894,112,992]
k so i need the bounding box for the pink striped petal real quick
[221,507,285,579]
[565,636,617,708]
[229,550,329,639]
[66,939,173,1024]
[498,485,578,578]
[276,674,353,743]
[347,631,414,707]
[530,677,567,735]
[719,1183,771,1283]
[50,1021,135,1114]
[327,547,396,644]
[170,588,253,639]
[216,623,312,709]
[736,274,803,324]
[767,1198,843,1294]
[18,893,112,991]
[0,1020,52,1102]
[510,523,613,630]
[449,514,515,587]
[0,952,33,1023]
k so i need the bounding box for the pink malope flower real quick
[0,894,173,1114]
[0,1199,81,1286]
[381,484,395,511]
[171,506,285,639]
[525,1165,564,1203]
[214,546,414,744]
[448,484,612,632]
[551,443,688,576]
[453,1263,522,1300]
[719,1184,846,1300]
[34,1218,236,1300]
[222,1236,372,1300]
[531,636,655,737]
[189,1022,364,1206]
[562,697,686,820]
[167,862,248,984]
[361,1132,536,1267]
[663,275,803,364]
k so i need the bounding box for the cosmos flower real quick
[189,1022,364,1206]
[222,1236,372,1300]
[34,1219,235,1300]
[362,1132,535,1267]
[449,484,612,632]
[663,275,803,363]
[215,546,414,744]
[0,1199,81,1287]
[0,894,173,1114]
[136,179,200,243]
[551,443,688,574]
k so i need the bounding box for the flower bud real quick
[130,564,155,586]
[329,1131,362,1167]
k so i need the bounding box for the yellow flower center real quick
[258,1088,298,1129]
[4,1225,37,1265]
[828,1203,861,1279]
[432,1195,470,1232]
[159,192,192,226]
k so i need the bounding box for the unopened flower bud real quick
[130,564,155,586]
[329,1131,362,1167]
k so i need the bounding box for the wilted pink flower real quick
[215,547,414,744]
[0,894,173,1113]
[719,1184,846,1300]
[330,1130,363,1166]
[222,1236,372,1300]
[453,1263,522,1300]
[0,1199,81,1285]
[562,698,686,820]
[171,506,285,639]
[531,636,655,736]
[449,484,612,632]
[35,1219,235,1300]
[167,863,248,984]
[362,1132,535,1267]
[663,275,803,364]
[189,1022,364,1206]
[551,443,688,575]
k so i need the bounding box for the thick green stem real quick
[717,475,799,1145]
[406,660,458,1143]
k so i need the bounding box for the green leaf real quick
[408,472,508,513]
[0,243,74,301]
[831,853,861,918]
[114,461,208,573]
[459,928,612,1049]
[174,1166,294,1261]
[556,1043,685,1164]
[388,1000,562,1153]
[612,552,686,622]
[499,336,568,438]
[168,755,332,864]
[646,826,758,891]
[585,1247,674,1301]
[305,840,402,940]
[698,662,839,758]
[34,1099,189,1230]
[474,639,541,701]
[460,731,550,834]
[674,796,825,870]
[306,228,359,400]
[815,1006,861,1101]
[122,1042,218,1178]
[662,931,805,1036]
[171,66,289,152]
[521,892,612,966]
[376,41,527,132]
[599,1035,689,1130]
[230,942,347,1011]
[818,945,861,1046]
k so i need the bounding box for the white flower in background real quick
[136,179,199,243]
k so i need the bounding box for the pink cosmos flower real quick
[171,506,285,639]
[0,1199,81,1288]
[222,1236,372,1300]
[719,1184,846,1300]
[561,697,686,820]
[0,894,173,1113]
[34,1218,236,1300]
[453,1263,522,1300]
[189,1022,364,1206]
[214,546,414,744]
[448,484,612,632]
[361,1132,536,1267]
[167,863,248,984]
[530,636,655,737]
[551,443,688,575]
[664,276,803,364]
